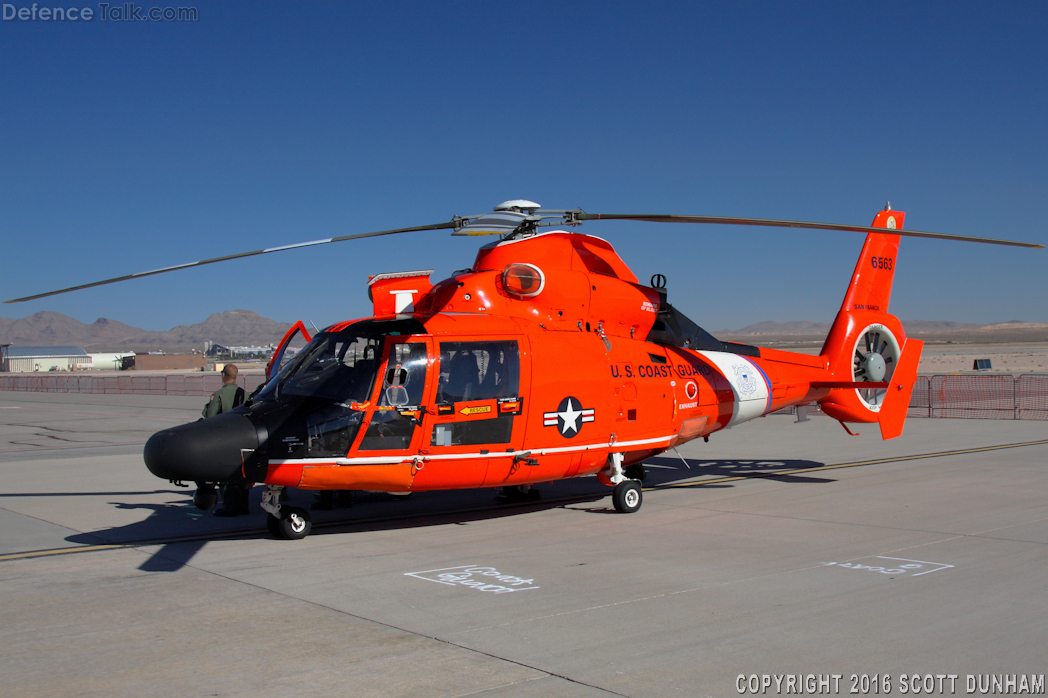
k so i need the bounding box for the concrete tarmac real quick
[1,391,1046,697]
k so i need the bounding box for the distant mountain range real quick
[2,311,1045,353]
[716,319,1048,343]
[0,310,293,353]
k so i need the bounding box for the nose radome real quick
[144,412,260,483]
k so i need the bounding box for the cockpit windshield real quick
[261,331,384,402]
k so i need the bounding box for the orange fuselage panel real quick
[264,231,839,493]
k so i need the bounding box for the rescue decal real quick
[460,405,492,416]
[543,397,595,438]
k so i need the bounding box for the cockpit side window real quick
[272,332,383,402]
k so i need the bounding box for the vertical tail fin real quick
[819,207,921,438]
[838,207,904,314]
[878,337,923,439]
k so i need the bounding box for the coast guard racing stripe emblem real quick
[543,397,594,438]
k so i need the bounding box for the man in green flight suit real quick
[203,364,246,418]
[203,364,250,516]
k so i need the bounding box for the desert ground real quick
[6,341,1047,378]
[748,341,1048,376]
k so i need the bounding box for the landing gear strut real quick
[262,485,313,540]
[624,463,646,482]
[601,453,644,514]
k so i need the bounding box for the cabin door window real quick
[431,340,521,446]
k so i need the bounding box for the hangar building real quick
[1,346,92,372]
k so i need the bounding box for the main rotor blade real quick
[576,213,1044,248]
[4,220,459,303]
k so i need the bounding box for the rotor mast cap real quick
[495,200,541,213]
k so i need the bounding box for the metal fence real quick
[769,374,1048,421]
[0,373,1045,420]
[0,373,266,396]
[906,374,1048,420]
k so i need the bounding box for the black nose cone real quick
[144,412,260,483]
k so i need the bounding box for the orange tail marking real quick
[839,209,906,314]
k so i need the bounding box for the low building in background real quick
[1,346,92,372]
[131,354,208,371]
[88,352,137,371]
[205,342,233,359]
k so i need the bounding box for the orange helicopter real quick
[7,201,1041,539]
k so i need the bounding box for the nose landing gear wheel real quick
[277,506,312,540]
[193,486,218,511]
[612,480,642,513]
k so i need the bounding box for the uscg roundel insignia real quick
[733,364,758,396]
[543,397,595,438]
[886,215,897,230]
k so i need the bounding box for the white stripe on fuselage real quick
[696,350,771,427]
[268,434,678,468]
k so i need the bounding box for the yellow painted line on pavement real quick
[0,544,128,560]
[652,439,1048,490]
[0,531,244,562]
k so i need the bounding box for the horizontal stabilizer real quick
[811,381,889,389]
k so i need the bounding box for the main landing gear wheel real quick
[612,480,642,514]
[277,507,312,540]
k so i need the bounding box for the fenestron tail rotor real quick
[5,201,1041,303]
[852,324,900,408]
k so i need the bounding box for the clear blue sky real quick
[2,1,1045,332]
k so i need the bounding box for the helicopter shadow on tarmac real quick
[59,488,613,572]
[59,490,232,572]
[48,455,834,572]
[643,456,835,487]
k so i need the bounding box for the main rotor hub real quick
[494,200,541,214]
